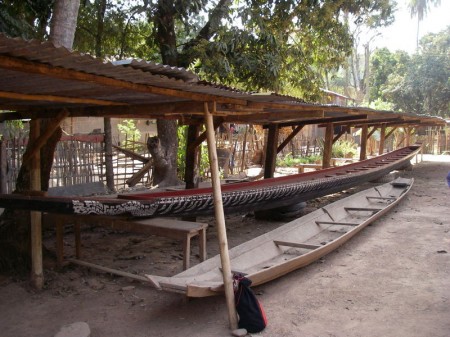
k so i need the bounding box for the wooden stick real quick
[204,102,238,330]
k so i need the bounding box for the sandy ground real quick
[0,155,449,337]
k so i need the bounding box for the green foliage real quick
[277,153,322,167]
[75,1,155,59]
[0,0,53,39]
[117,119,141,149]
[331,139,358,158]
[369,27,450,118]
[0,120,26,139]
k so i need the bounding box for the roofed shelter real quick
[0,34,446,329]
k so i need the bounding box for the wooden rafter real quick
[0,90,127,106]
[0,55,247,105]
[268,114,368,129]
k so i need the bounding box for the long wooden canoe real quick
[146,177,413,297]
[0,145,419,217]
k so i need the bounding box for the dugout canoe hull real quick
[146,177,414,297]
[0,145,419,217]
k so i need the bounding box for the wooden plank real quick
[366,196,396,201]
[0,90,127,106]
[69,259,150,283]
[274,240,321,250]
[344,207,382,212]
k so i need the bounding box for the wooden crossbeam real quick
[344,207,382,212]
[0,90,127,106]
[277,125,304,153]
[316,221,360,226]
[366,196,396,201]
[274,240,321,250]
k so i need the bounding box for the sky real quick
[373,0,450,53]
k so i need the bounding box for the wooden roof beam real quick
[263,114,368,129]
[318,117,403,127]
[0,55,247,105]
[351,119,421,128]
[0,90,127,106]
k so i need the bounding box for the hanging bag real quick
[233,274,268,333]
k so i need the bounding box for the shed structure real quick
[0,34,446,329]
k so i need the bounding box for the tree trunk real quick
[0,0,81,273]
[50,0,81,48]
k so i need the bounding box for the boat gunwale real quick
[147,178,414,297]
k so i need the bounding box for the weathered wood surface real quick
[146,177,413,297]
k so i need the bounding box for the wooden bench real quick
[48,214,208,271]
[295,163,323,173]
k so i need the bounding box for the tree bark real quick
[0,0,81,274]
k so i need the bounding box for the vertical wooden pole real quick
[264,124,279,178]
[379,124,386,155]
[0,139,6,193]
[359,125,368,161]
[204,102,238,330]
[240,125,248,172]
[30,119,43,289]
[322,123,333,168]
[405,127,411,146]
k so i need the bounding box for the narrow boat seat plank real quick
[316,221,360,226]
[274,240,321,250]
[344,207,382,212]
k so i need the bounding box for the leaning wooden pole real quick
[30,119,43,289]
[204,102,238,330]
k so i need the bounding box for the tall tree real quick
[145,0,395,182]
[408,0,441,51]
[372,27,449,117]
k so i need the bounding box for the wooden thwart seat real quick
[274,240,321,250]
[49,214,208,271]
[315,221,360,226]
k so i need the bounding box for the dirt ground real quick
[0,155,449,337]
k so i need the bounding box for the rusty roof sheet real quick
[0,33,445,127]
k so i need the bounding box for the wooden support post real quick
[405,127,411,146]
[359,125,368,161]
[204,102,238,330]
[240,125,248,172]
[322,123,333,168]
[29,119,43,289]
[379,124,386,155]
[0,140,6,193]
[264,124,279,178]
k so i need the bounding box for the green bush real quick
[331,140,357,158]
[277,153,321,167]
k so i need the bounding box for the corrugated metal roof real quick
[0,33,445,127]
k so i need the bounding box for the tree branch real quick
[178,0,232,67]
